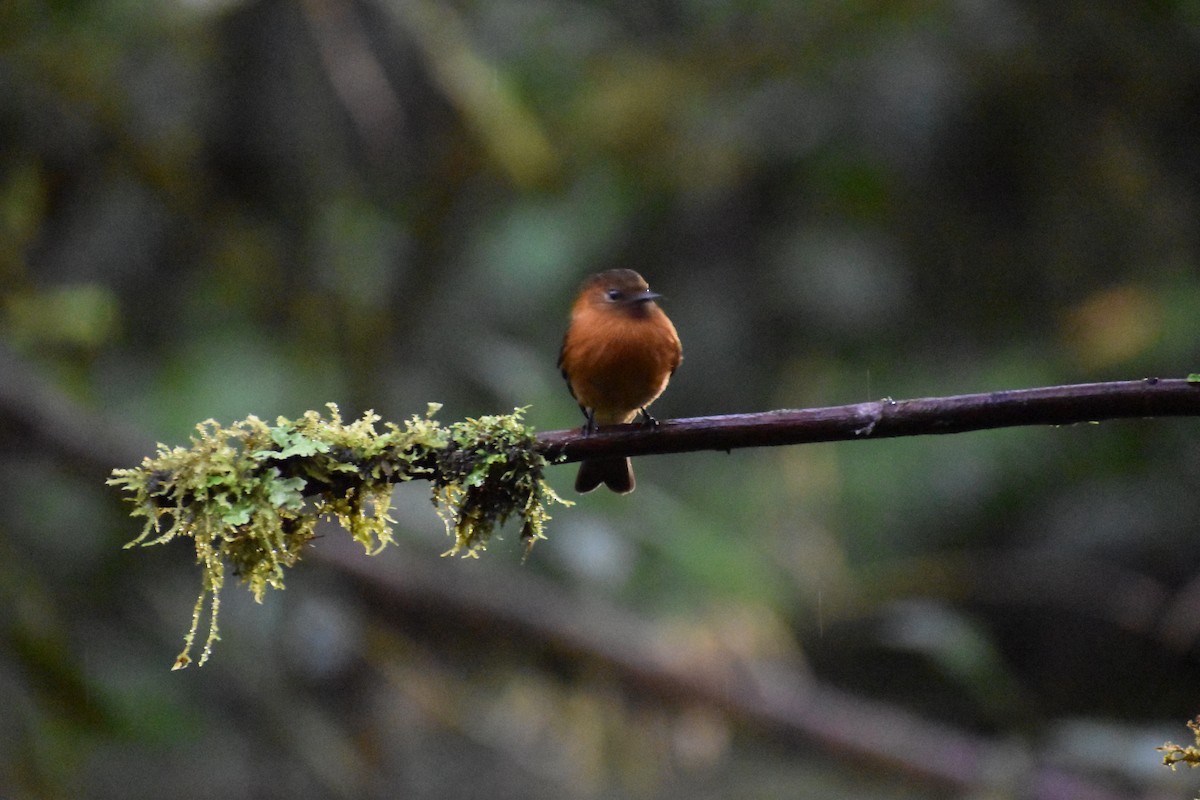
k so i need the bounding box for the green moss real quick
[1161,717,1200,771]
[108,403,569,669]
[432,409,570,558]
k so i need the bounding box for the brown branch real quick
[0,344,152,476]
[535,378,1200,463]
[316,536,1138,800]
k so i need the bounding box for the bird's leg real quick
[580,407,597,435]
[637,407,659,428]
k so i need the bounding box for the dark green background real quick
[3,0,1200,797]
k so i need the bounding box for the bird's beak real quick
[631,289,662,304]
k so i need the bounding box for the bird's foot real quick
[637,408,659,428]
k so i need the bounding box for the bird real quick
[558,269,682,494]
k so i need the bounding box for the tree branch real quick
[316,536,1138,800]
[109,376,1200,668]
[0,344,152,475]
[536,378,1200,463]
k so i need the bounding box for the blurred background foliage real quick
[2,0,1200,797]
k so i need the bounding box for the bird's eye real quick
[606,288,623,301]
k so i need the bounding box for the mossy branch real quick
[108,403,569,669]
[110,377,1200,669]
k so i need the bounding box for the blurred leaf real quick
[397,0,560,187]
[3,285,120,350]
[1062,284,1161,370]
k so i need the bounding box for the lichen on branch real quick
[108,403,569,669]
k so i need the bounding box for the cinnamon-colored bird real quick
[558,269,682,493]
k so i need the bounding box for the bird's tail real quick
[575,457,634,494]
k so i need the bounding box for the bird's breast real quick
[562,310,681,424]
